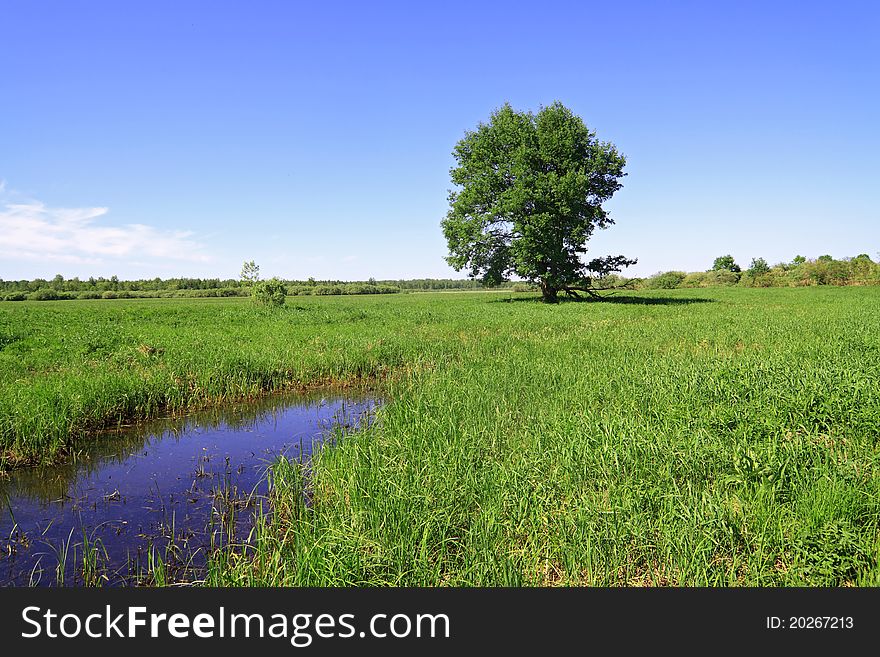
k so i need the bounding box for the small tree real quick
[253,277,287,307]
[711,255,741,272]
[240,260,260,287]
[442,102,635,303]
[748,257,770,276]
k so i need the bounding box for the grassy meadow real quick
[2,287,879,585]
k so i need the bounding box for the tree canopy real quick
[240,260,260,286]
[747,257,770,276]
[711,255,741,273]
[441,102,635,302]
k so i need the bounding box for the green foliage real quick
[288,284,400,296]
[645,271,687,289]
[442,102,634,302]
[794,520,872,586]
[679,272,707,288]
[712,255,741,272]
[240,260,260,287]
[4,251,878,306]
[747,257,770,276]
[28,289,61,301]
[313,285,343,296]
[252,277,287,306]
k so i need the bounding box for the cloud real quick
[0,194,209,267]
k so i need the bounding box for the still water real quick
[0,392,379,586]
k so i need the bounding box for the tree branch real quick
[561,280,638,299]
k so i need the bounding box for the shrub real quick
[343,283,374,295]
[101,291,118,299]
[739,272,774,288]
[78,291,102,300]
[680,272,708,288]
[313,285,342,296]
[28,289,60,301]
[253,277,287,306]
[704,269,741,286]
[4,292,27,301]
[645,271,687,289]
[747,257,771,276]
[591,274,632,289]
[218,287,246,297]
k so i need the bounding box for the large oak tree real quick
[442,102,635,302]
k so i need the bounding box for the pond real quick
[0,391,380,586]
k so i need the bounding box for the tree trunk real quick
[540,280,558,303]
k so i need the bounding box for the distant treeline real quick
[0,275,515,301]
[602,253,880,290]
[4,254,875,301]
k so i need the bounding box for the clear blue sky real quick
[1,0,877,281]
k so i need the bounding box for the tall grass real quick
[3,288,880,585]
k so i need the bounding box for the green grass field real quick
[2,288,879,585]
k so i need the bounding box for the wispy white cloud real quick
[0,192,209,267]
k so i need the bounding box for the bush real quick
[78,291,102,300]
[645,271,687,289]
[4,292,27,301]
[343,283,374,295]
[28,289,60,301]
[253,277,287,306]
[680,272,708,288]
[704,269,741,286]
[167,289,231,298]
[747,257,771,276]
[313,285,342,296]
[101,291,118,299]
[591,274,631,289]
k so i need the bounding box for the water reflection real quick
[0,390,379,586]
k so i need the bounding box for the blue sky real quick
[1,0,877,281]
